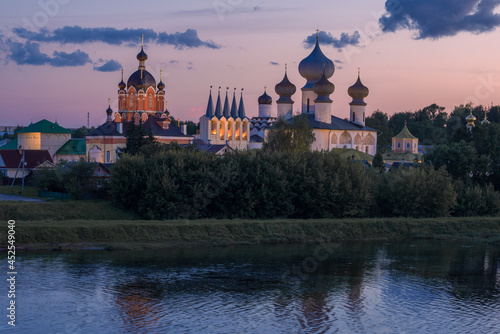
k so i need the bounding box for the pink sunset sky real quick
[1,0,500,128]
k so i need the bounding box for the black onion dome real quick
[127,70,156,90]
[275,72,296,97]
[348,74,369,105]
[118,79,126,90]
[157,80,165,90]
[258,91,272,104]
[106,106,113,114]
[137,47,148,62]
[313,71,335,100]
[299,38,335,88]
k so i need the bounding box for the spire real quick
[275,64,296,103]
[106,98,113,122]
[118,68,126,90]
[316,29,320,39]
[230,88,238,118]
[137,34,148,70]
[157,69,165,91]
[482,107,491,125]
[348,69,369,106]
[215,86,222,118]
[238,88,246,118]
[205,86,214,117]
[222,87,230,118]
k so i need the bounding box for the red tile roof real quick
[0,150,53,169]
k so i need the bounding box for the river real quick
[2,240,499,333]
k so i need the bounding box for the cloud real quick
[93,59,122,72]
[269,61,279,66]
[8,41,91,67]
[12,26,221,49]
[334,59,344,64]
[379,0,500,39]
[157,29,220,49]
[12,26,157,45]
[304,30,361,49]
[169,60,179,64]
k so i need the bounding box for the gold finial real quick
[121,68,124,80]
[140,69,143,79]
[316,29,320,39]
[160,69,162,81]
[358,67,360,76]
[108,98,111,106]
[285,63,287,72]
[264,85,267,91]
[141,34,144,48]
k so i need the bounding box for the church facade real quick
[198,87,250,150]
[86,38,192,163]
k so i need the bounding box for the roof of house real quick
[186,139,233,154]
[62,161,112,174]
[250,134,264,143]
[16,119,72,134]
[289,114,378,132]
[0,138,18,150]
[87,116,192,138]
[56,139,86,155]
[393,124,417,139]
[331,148,374,161]
[0,149,53,169]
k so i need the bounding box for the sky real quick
[1,0,500,128]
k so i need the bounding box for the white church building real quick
[199,32,378,155]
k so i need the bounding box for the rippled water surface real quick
[2,240,500,333]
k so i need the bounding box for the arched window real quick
[365,146,369,154]
[307,98,310,113]
[406,142,410,149]
[149,94,153,109]
[397,142,401,149]
[130,94,134,108]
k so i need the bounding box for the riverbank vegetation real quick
[110,148,499,220]
[2,217,499,250]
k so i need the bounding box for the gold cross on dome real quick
[141,34,144,47]
[108,98,111,106]
[316,29,320,38]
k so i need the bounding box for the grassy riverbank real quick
[1,217,499,250]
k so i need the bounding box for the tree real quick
[366,110,392,152]
[372,151,385,172]
[263,115,315,153]
[123,121,148,155]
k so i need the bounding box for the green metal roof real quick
[393,124,417,139]
[331,148,374,161]
[17,119,72,134]
[56,138,86,155]
[383,151,422,161]
[0,138,18,150]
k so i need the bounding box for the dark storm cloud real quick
[304,31,361,49]
[8,41,91,67]
[379,0,500,39]
[93,59,122,72]
[12,26,221,49]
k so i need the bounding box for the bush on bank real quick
[110,148,500,219]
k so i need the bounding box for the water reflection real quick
[5,240,500,334]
